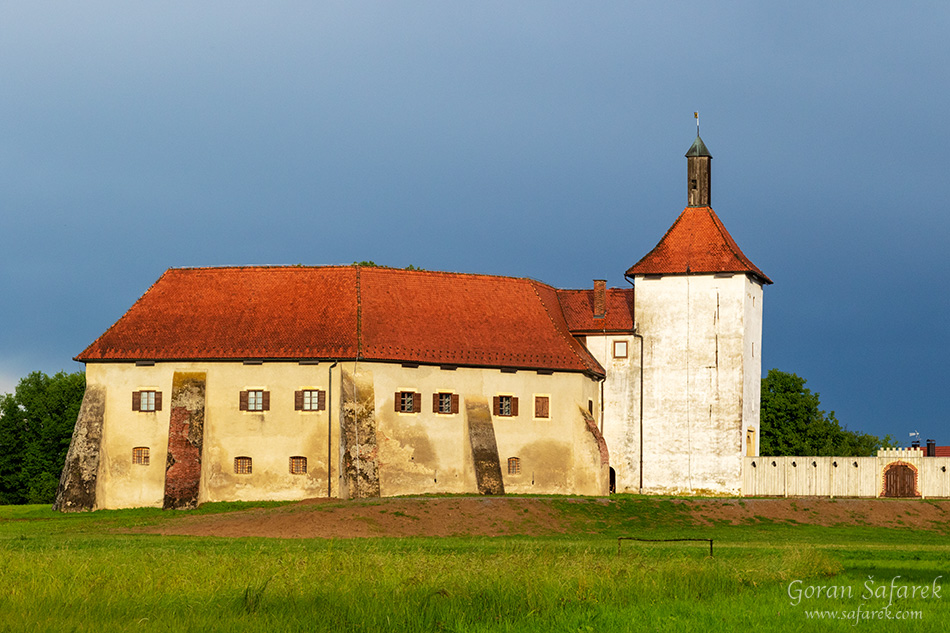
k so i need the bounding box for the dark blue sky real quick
[1,3,947,444]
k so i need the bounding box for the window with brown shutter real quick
[494,395,517,417]
[396,391,421,413]
[296,389,325,411]
[241,390,268,412]
[507,457,521,474]
[132,391,161,412]
[434,392,459,414]
[534,396,550,419]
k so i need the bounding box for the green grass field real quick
[1,498,948,632]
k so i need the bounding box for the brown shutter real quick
[511,397,519,417]
[451,393,459,414]
[413,393,421,413]
[155,392,162,412]
[132,391,140,411]
[317,390,326,411]
[433,393,440,413]
[535,396,548,418]
[395,392,401,412]
[294,390,303,411]
[493,396,500,416]
[262,391,270,411]
[240,390,249,411]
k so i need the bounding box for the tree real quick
[759,369,892,457]
[0,371,85,504]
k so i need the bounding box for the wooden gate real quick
[883,463,917,497]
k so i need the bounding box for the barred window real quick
[289,456,307,475]
[133,447,150,466]
[507,457,521,475]
[234,456,253,474]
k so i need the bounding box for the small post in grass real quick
[617,537,714,557]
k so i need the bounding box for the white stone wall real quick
[585,334,640,492]
[632,273,759,495]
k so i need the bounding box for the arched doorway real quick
[882,462,918,498]
[609,467,616,494]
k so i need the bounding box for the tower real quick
[621,132,771,494]
[686,134,711,207]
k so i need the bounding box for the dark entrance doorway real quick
[609,467,616,494]
[883,463,917,498]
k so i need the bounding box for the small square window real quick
[534,396,550,419]
[289,456,307,475]
[133,447,149,465]
[234,456,253,474]
[613,340,628,359]
[507,457,521,475]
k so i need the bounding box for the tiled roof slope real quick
[76,267,360,362]
[556,288,634,333]
[77,266,605,376]
[626,206,772,284]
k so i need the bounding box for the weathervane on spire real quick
[694,111,700,135]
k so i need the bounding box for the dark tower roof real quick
[685,135,712,158]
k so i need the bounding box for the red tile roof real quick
[76,266,605,377]
[556,288,634,333]
[626,206,772,284]
[934,447,950,457]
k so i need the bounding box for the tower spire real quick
[685,118,712,207]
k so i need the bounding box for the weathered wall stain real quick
[341,367,380,499]
[378,418,442,493]
[466,398,504,495]
[163,372,206,509]
[53,385,106,512]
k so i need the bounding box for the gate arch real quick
[881,461,919,498]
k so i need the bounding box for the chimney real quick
[593,280,606,318]
[912,439,921,450]
[927,439,936,457]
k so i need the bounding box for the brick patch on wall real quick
[163,372,206,509]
